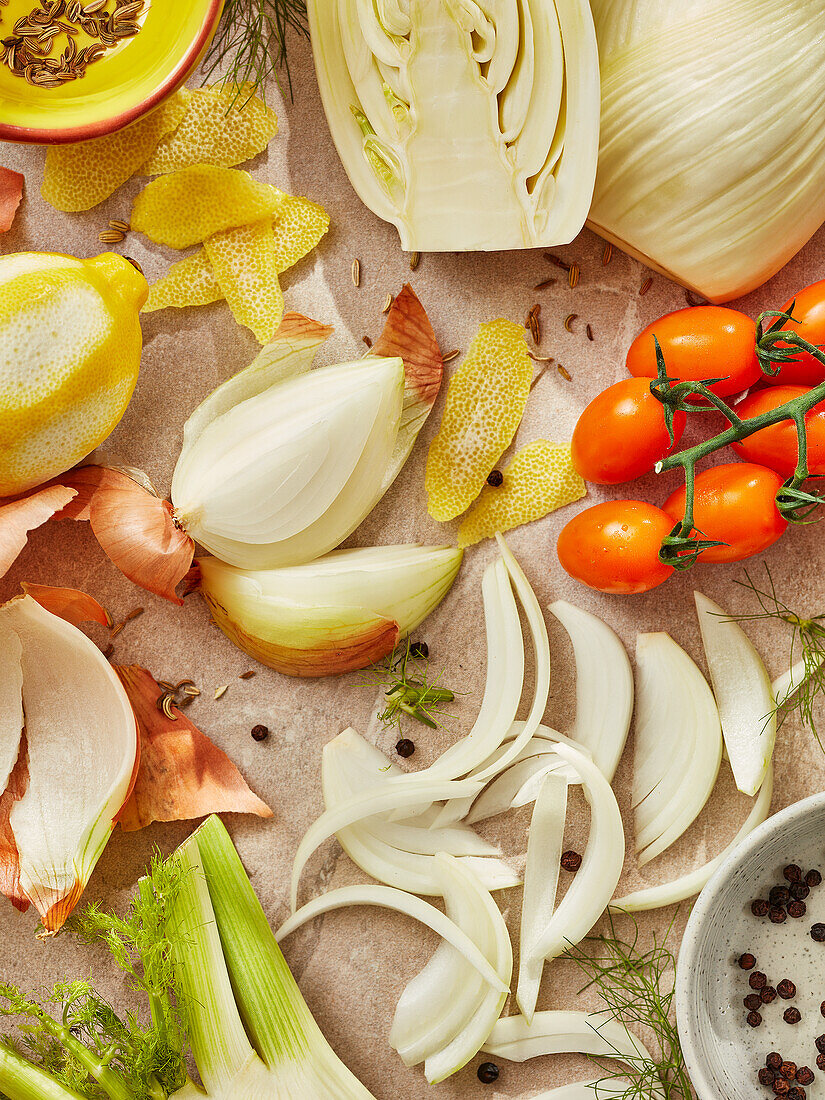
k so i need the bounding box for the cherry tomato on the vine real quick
[627,306,761,397]
[764,280,825,386]
[557,500,674,595]
[571,378,687,485]
[663,462,787,564]
[732,386,825,477]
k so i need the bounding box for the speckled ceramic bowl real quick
[0,0,224,144]
[676,792,825,1100]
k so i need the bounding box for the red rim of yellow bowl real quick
[0,0,224,145]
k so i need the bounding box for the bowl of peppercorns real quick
[676,792,825,1100]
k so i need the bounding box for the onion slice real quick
[517,772,568,1020]
[390,854,512,1083]
[482,1010,653,1064]
[276,882,509,995]
[611,766,774,912]
[549,600,633,782]
[695,591,775,796]
[0,596,138,930]
[633,632,722,867]
[519,742,624,1021]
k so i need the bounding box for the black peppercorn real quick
[771,885,791,906]
[750,972,768,990]
[477,1062,499,1084]
[791,882,810,902]
[739,952,756,970]
[821,1001,825,1018]
[561,850,583,872]
[752,899,770,917]
[784,864,802,883]
[784,1008,802,1025]
[770,908,788,924]
[748,1011,763,1028]
[817,1053,825,1072]
[787,1088,806,1100]
[788,901,807,919]
[811,923,825,942]
[796,1068,815,1087]
[774,1077,790,1094]
[815,1035,825,1054]
[396,738,415,759]
[768,1054,784,1071]
[486,470,504,487]
[408,641,429,660]
[251,724,269,741]
[780,1062,798,1081]
[761,1069,778,1086]
[762,987,778,1005]
[777,980,797,1000]
[806,869,822,888]
[746,994,764,1011]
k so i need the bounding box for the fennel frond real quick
[366,639,457,733]
[202,0,308,99]
[564,914,692,1100]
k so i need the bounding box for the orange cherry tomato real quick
[732,386,825,477]
[663,462,787,564]
[627,306,760,397]
[571,378,687,485]
[764,280,825,386]
[557,500,674,595]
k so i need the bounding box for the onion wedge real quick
[549,600,633,782]
[482,1010,653,1064]
[390,854,512,1083]
[518,742,624,1022]
[0,596,138,930]
[695,591,775,796]
[276,882,509,995]
[633,633,723,867]
[517,772,568,1020]
[611,766,774,912]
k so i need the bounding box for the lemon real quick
[0,252,148,497]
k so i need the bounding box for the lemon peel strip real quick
[204,220,284,345]
[41,90,190,213]
[457,441,586,547]
[131,165,285,249]
[271,192,330,273]
[142,250,224,313]
[140,84,279,176]
[426,320,534,522]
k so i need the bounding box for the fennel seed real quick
[351,258,360,287]
[640,276,654,296]
[685,289,709,307]
[442,349,460,363]
[568,263,580,289]
[409,251,420,271]
[563,312,578,333]
[239,670,256,679]
[533,277,557,291]
[108,218,130,232]
[214,685,228,700]
[124,606,144,622]
[525,303,541,345]
[586,323,594,341]
[362,334,373,348]
[98,229,125,244]
[381,292,393,313]
[557,363,572,381]
[602,242,613,265]
[544,252,571,271]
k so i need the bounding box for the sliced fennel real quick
[633,633,723,867]
[276,883,509,995]
[695,591,776,796]
[611,767,774,912]
[589,0,825,302]
[197,544,463,677]
[322,729,520,895]
[389,854,512,1083]
[773,654,824,709]
[517,772,568,1019]
[528,1081,633,1100]
[550,600,633,782]
[482,1010,653,1064]
[308,0,601,251]
[516,742,624,1021]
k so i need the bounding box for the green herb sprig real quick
[366,640,457,733]
[564,915,692,1100]
[203,0,308,99]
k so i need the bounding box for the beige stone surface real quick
[2,34,825,1100]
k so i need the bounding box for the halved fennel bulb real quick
[694,591,776,797]
[198,544,463,677]
[0,595,137,931]
[172,291,443,570]
[589,0,825,302]
[308,0,601,251]
[633,632,723,867]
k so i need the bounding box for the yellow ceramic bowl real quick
[0,0,224,144]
